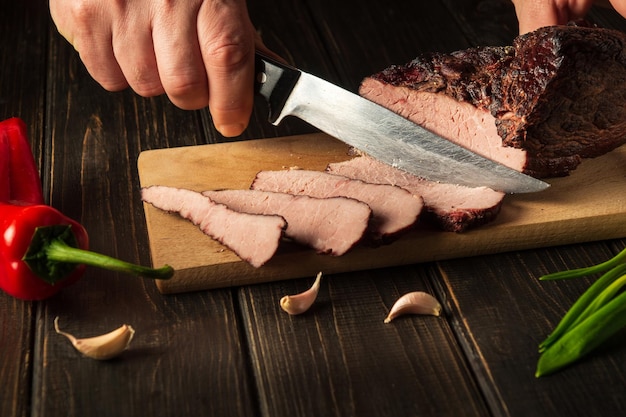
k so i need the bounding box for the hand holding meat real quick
[49,0,272,137]
[511,0,626,34]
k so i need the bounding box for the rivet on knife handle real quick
[255,52,301,124]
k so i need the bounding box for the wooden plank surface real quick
[240,266,490,417]
[138,133,626,293]
[34,286,257,417]
[436,244,626,416]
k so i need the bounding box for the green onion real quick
[539,263,626,352]
[535,245,626,377]
[536,290,626,377]
[539,246,626,281]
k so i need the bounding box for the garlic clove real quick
[54,316,135,360]
[384,291,442,323]
[280,272,322,315]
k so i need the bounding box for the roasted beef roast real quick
[360,22,626,178]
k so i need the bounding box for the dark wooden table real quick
[2,0,626,416]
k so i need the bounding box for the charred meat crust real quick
[365,23,626,178]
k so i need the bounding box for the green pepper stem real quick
[46,239,173,280]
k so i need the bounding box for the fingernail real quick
[217,123,245,137]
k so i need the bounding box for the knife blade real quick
[254,52,549,194]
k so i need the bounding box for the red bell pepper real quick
[0,118,44,204]
[1,125,10,202]
[0,117,173,300]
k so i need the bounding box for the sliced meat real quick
[327,156,504,232]
[251,169,424,240]
[202,189,371,255]
[360,22,626,178]
[141,186,286,268]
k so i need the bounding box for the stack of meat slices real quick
[325,156,505,233]
[142,169,427,268]
[141,186,289,268]
[249,169,424,240]
[141,161,508,267]
[202,188,374,255]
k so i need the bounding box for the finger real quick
[198,0,256,137]
[152,3,209,110]
[565,1,595,22]
[111,9,165,98]
[609,0,626,17]
[51,0,128,91]
[512,0,593,35]
[79,32,130,92]
[512,0,562,34]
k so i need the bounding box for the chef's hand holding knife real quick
[512,0,626,34]
[49,0,280,138]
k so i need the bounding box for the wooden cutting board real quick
[137,133,626,294]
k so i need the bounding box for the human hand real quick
[50,0,275,137]
[511,0,626,34]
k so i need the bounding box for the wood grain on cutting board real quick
[137,133,626,294]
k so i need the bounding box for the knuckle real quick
[50,0,95,45]
[130,77,164,98]
[77,52,129,92]
[122,63,165,97]
[97,78,129,92]
[67,0,101,26]
[204,22,255,71]
[207,41,249,70]
[163,77,209,109]
[132,84,164,98]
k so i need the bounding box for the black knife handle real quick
[255,52,301,124]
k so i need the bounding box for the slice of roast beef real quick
[250,169,424,240]
[141,186,286,268]
[359,22,626,178]
[202,189,371,256]
[326,156,504,232]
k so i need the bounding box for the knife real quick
[254,52,549,194]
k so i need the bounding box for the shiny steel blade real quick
[272,72,549,194]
